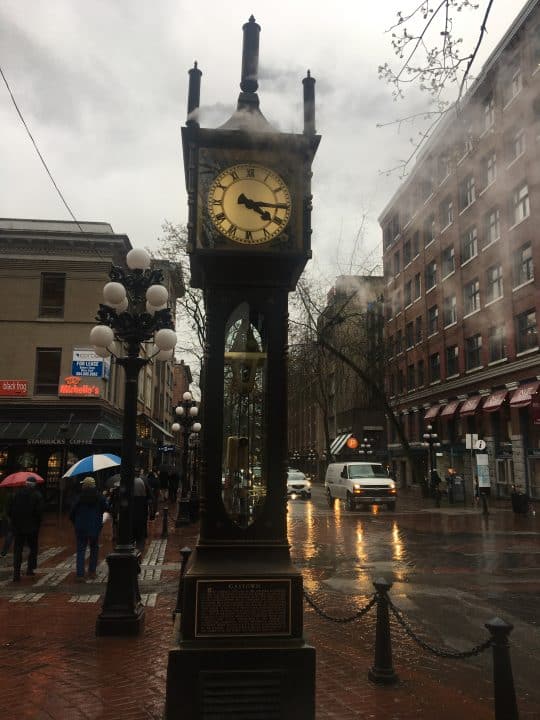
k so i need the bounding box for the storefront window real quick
[16,451,38,471]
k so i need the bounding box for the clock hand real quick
[251,201,289,209]
[237,194,271,221]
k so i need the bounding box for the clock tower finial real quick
[239,15,260,101]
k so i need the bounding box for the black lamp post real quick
[422,424,441,475]
[172,392,202,526]
[92,247,176,636]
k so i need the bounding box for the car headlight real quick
[306,481,311,488]
[353,483,362,491]
[389,481,396,489]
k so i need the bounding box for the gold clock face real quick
[207,164,292,244]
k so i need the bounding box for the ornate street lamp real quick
[422,425,441,474]
[306,448,317,481]
[92,247,176,636]
[172,391,202,526]
[358,438,374,457]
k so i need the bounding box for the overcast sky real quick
[0,0,527,284]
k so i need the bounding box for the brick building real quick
[379,0,540,499]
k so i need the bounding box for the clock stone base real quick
[165,643,315,719]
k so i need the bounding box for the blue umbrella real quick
[63,453,121,478]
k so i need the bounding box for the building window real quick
[513,242,533,287]
[506,127,525,163]
[516,309,537,352]
[424,214,436,247]
[406,321,414,349]
[414,272,421,299]
[35,348,62,395]
[403,238,411,265]
[39,273,66,318]
[417,358,425,386]
[461,226,478,263]
[438,153,450,183]
[396,329,403,354]
[415,315,422,344]
[483,94,495,131]
[404,279,412,307]
[407,364,415,391]
[394,289,402,315]
[412,230,420,258]
[488,325,506,362]
[443,294,457,326]
[387,335,394,359]
[486,264,503,302]
[482,151,496,187]
[439,196,453,230]
[504,61,522,105]
[459,175,476,211]
[464,278,480,315]
[446,345,459,376]
[425,261,437,290]
[484,207,500,246]
[512,182,530,225]
[465,334,482,370]
[394,251,401,275]
[429,352,440,382]
[428,305,439,335]
[389,374,395,396]
[442,245,455,277]
[397,368,405,393]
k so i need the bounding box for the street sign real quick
[476,453,490,487]
[465,433,478,449]
[475,439,487,450]
[72,347,107,377]
[158,445,176,453]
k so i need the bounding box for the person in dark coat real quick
[133,475,150,553]
[146,471,160,519]
[7,478,44,581]
[69,476,108,581]
[168,470,180,504]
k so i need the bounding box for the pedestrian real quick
[429,468,442,507]
[446,469,455,505]
[7,477,44,581]
[0,487,14,557]
[146,470,160,519]
[69,476,109,582]
[474,475,480,507]
[159,467,169,501]
[133,475,150,553]
[168,469,180,504]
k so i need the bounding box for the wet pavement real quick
[0,486,538,719]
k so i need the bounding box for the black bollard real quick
[161,507,169,538]
[368,578,398,685]
[172,546,192,623]
[485,617,519,720]
[481,493,489,516]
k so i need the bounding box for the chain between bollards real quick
[303,588,376,623]
[172,546,192,623]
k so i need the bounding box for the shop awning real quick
[330,433,352,455]
[440,400,460,418]
[459,396,482,416]
[0,421,122,442]
[510,381,540,409]
[146,417,173,439]
[424,405,440,420]
[482,389,507,413]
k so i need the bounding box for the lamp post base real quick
[96,549,145,636]
[175,497,191,527]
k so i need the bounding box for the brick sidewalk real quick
[0,501,534,719]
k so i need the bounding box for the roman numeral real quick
[246,168,255,178]
[214,212,225,222]
[245,231,253,241]
[229,170,239,181]
[226,224,238,238]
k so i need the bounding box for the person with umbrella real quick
[7,477,44,582]
[69,476,109,581]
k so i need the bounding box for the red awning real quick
[440,400,460,418]
[459,396,481,416]
[424,405,440,420]
[482,389,507,413]
[510,381,540,409]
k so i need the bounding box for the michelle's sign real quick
[0,380,28,396]
[59,376,100,397]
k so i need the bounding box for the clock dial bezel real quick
[207,163,292,245]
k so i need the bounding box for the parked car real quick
[325,461,397,511]
[287,469,311,499]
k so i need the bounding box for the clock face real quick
[207,164,292,245]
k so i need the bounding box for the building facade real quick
[0,219,182,501]
[379,0,540,499]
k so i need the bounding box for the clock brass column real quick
[166,16,320,719]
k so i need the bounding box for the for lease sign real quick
[0,380,28,396]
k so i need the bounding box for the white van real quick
[325,461,397,511]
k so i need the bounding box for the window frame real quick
[39,273,66,319]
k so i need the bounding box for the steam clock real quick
[166,16,320,718]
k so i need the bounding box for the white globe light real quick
[155,348,174,361]
[103,282,126,306]
[189,406,198,417]
[154,328,176,351]
[171,422,181,432]
[183,391,192,401]
[192,422,202,433]
[175,406,185,416]
[93,345,111,358]
[126,248,151,270]
[114,297,129,313]
[146,284,168,307]
[90,325,114,347]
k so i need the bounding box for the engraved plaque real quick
[195,579,291,637]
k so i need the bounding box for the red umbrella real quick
[0,471,45,488]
